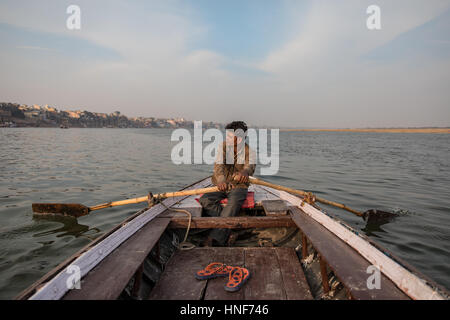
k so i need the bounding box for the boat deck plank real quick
[243,248,288,300]
[261,199,288,216]
[204,248,245,300]
[148,248,215,300]
[290,207,410,300]
[252,185,284,205]
[254,185,291,209]
[275,247,314,300]
[63,217,172,300]
[148,247,313,300]
[166,216,296,229]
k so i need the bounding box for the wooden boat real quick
[17,177,449,300]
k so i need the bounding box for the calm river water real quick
[0,128,449,298]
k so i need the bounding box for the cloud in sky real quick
[0,0,449,127]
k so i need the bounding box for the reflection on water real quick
[1,128,449,298]
[32,215,102,240]
[361,219,390,238]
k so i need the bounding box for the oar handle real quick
[313,197,364,217]
[89,196,150,211]
[249,177,364,217]
[89,186,220,211]
[153,186,219,200]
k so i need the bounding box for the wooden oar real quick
[33,177,396,222]
[249,177,397,222]
[32,186,220,218]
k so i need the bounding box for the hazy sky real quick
[1,0,449,128]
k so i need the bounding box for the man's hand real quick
[217,182,229,192]
[234,171,249,184]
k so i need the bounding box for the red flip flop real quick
[224,267,251,292]
[195,263,233,280]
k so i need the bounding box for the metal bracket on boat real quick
[301,192,316,206]
[147,192,159,207]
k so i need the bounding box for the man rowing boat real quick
[199,121,256,246]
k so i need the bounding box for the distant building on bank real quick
[0,102,224,129]
[0,110,12,123]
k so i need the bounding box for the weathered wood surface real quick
[63,217,171,300]
[290,207,409,300]
[148,248,215,300]
[261,199,288,216]
[26,177,212,300]
[244,248,288,300]
[204,248,246,300]
[166,216,296,229]
[258,183,447,300]
[148,247,313,300]
[275,247,313,300]
[251,185,289,206]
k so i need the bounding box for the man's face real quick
[226,131,244,147]
[226,131,236,146]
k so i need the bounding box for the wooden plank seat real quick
[289,207,410,300]
[148,247,313,300]
[166,216,296,229]
[261,199,288,216]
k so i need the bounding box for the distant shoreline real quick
[280,128,450,134]
[2,126,450,133]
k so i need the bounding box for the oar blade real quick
[32,203,90,218]
[363,209,398,224]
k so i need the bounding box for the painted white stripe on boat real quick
[258,184,445,300]
[30,178,211,300]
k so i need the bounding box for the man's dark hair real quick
[225,121,248,133]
